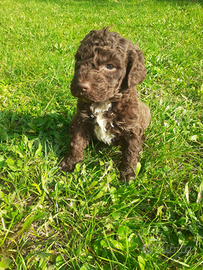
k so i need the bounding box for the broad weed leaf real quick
[136,162,141,175]
[109,239,124,250]
[0,257,11,269]
[138,255,146,270]
[6,158,18,171]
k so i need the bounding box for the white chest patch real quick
[91,100,115,145]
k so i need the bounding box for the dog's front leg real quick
[120,132,143,180]
[59,116,91,172]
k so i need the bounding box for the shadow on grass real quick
[0,109,124,171]
[0,109,151,180]
[0,110,70,158]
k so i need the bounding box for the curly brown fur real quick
[59,28,151,180]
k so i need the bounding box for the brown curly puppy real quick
[59,28,151,180]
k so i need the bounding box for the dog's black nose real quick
[77,82,90,92]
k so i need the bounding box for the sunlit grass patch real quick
[0,0,202,269]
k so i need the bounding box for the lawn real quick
[0,0,203,269]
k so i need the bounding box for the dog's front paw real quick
[120,171,135,181]
[59,157,76,172]
[120,163,136,181]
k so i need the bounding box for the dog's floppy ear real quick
[126,43,147,88]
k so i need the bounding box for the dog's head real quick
[70,28,147,103]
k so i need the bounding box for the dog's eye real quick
[106,64,114,70]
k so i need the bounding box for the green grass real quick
[0,0,203,269]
